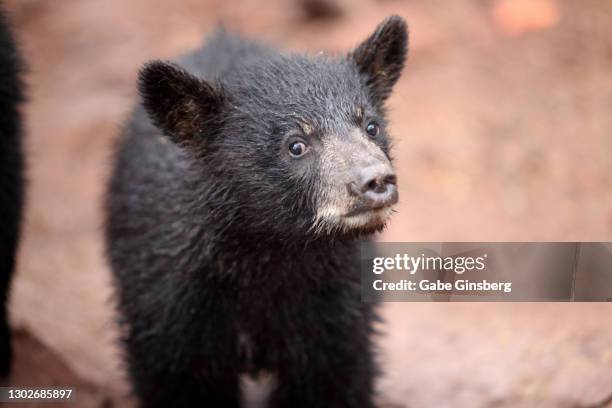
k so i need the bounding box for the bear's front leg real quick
[270,304,379,408]
[122,294,243,408]
[130,363,241,408]
[0,308,11,378]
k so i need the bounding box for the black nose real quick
[348,164,398,211]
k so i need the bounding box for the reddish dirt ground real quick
[3,0,612,407]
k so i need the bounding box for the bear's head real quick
[139,16,408,240]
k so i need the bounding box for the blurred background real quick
[3,0,612,406]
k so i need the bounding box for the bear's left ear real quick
[349,15,408,104]
[138,60,224,149]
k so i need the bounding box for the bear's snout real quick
[346,163,398,215]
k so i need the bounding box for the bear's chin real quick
[338,206,394,236]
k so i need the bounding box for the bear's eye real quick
[288,141,309,157]
[365,122,380,137]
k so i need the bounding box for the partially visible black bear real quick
[107,16,408,408]
[0,5,24,379]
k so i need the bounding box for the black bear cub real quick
[107,16,408,408]
[0,6,23,379]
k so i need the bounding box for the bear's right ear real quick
[349,15,408,105]
[138,60,224,147]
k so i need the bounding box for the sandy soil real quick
[3,0,612,406]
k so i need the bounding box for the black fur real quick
[0,4,24,379]
[107,16,407,407]
[350,16,407,105]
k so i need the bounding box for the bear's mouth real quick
[313,196,397,234]
[341,205,395,230]
[344,201,393,218]
[344,186,399,218]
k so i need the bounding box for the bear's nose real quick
[348,164,398,210]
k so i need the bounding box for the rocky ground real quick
[3,0,612,407]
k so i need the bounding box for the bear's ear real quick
[138,60,224,147]
[349,15,408,104]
